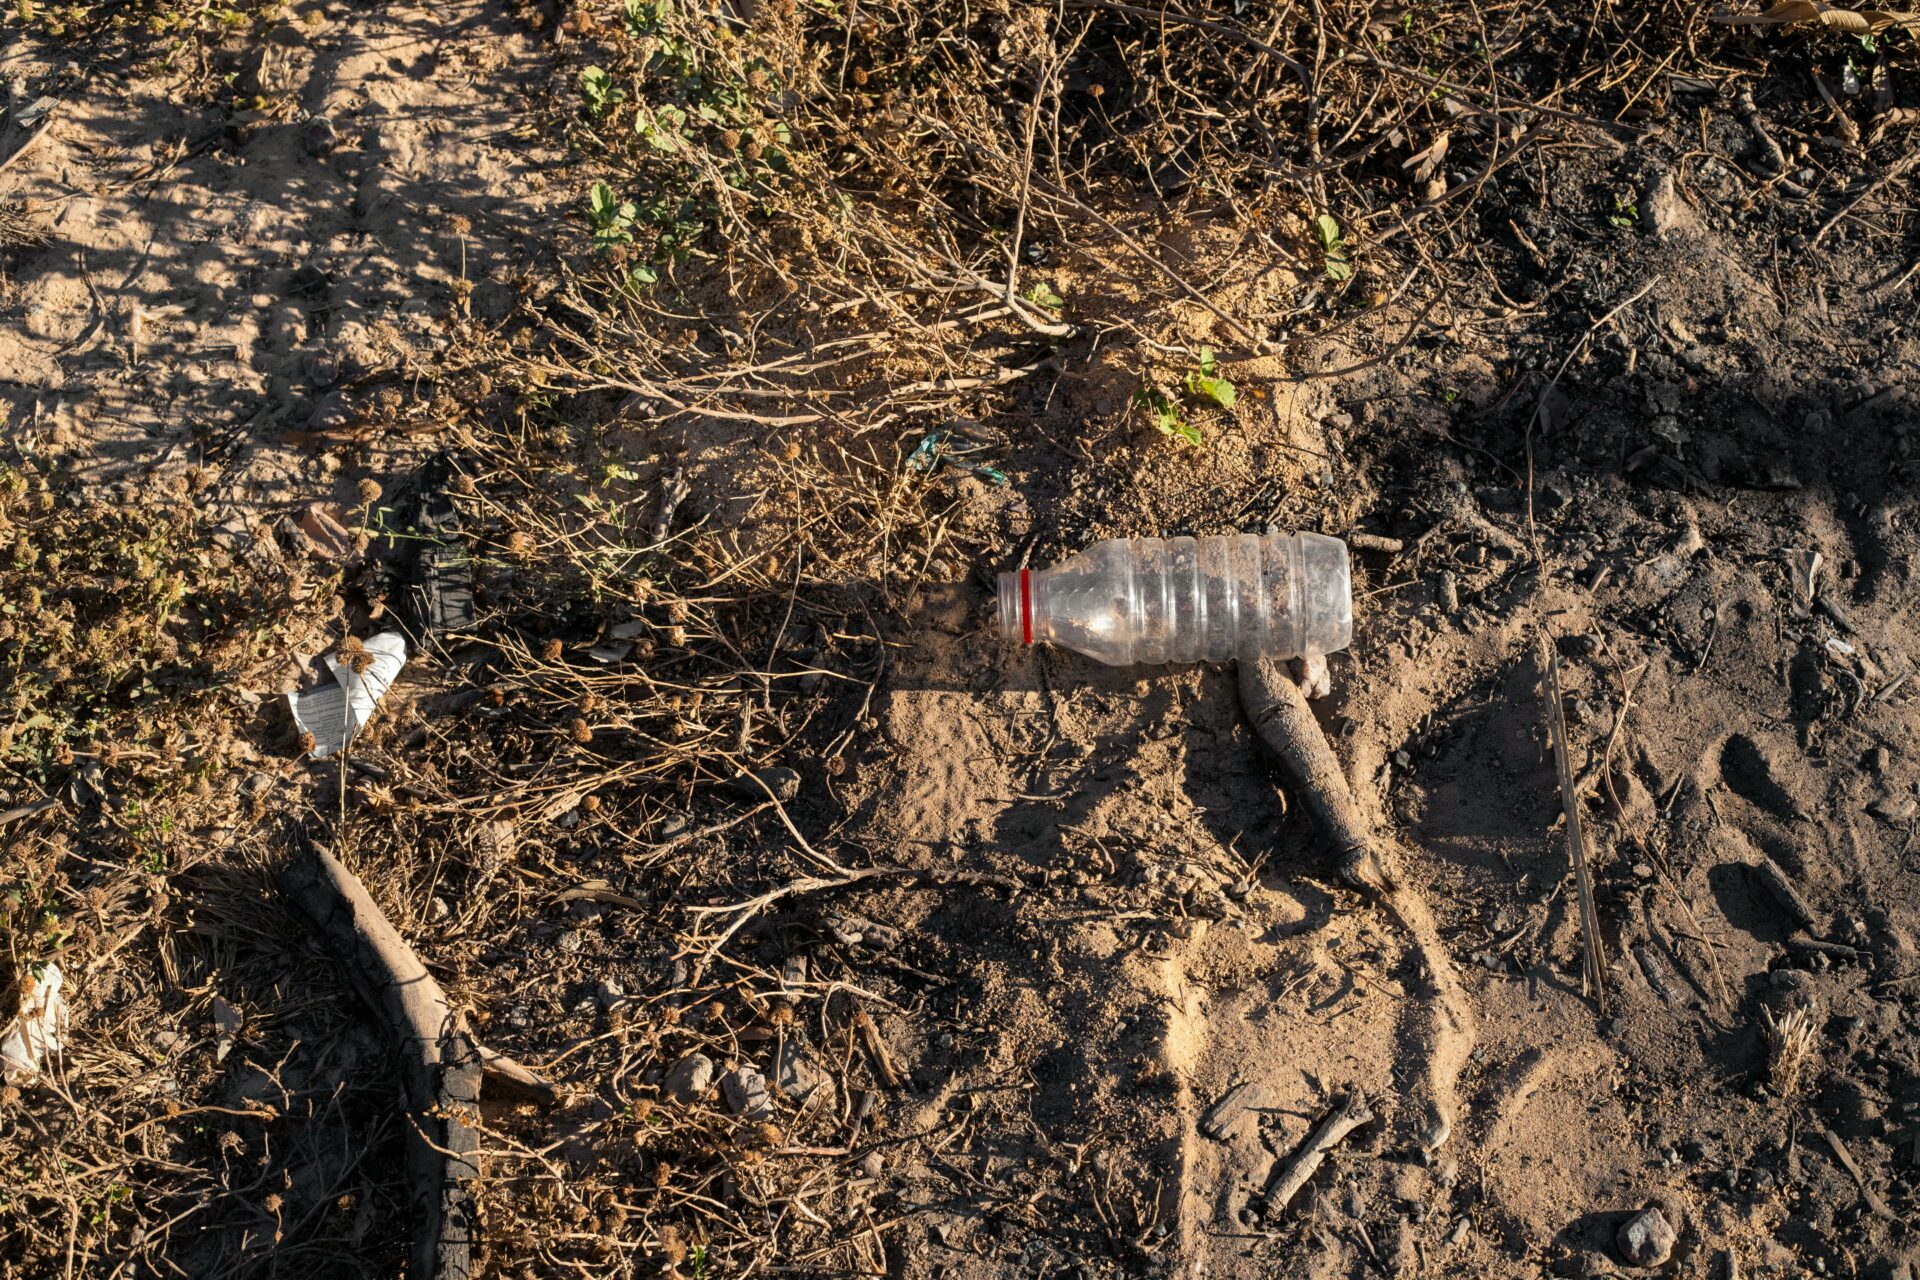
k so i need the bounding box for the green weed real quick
[1023,280,1065,312]
[580,66,625,118]
[1185,346,1236,409]
[588,182,637,249]
[1315,214,1352,281]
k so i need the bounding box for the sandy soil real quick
[1,0,558,512]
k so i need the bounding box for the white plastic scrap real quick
[288,631,407,759]
[2,963,67,1084]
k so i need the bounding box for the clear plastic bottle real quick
[997,532,1351,667]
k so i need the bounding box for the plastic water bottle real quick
[997,532,1352,666]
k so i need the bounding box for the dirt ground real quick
[3,0,1919,1278]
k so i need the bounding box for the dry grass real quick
[1759,1004,1819,1098]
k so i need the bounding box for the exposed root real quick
[1238,657,1475,1156]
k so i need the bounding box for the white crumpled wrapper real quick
[2,963,67,1084]
[288,631,407,759]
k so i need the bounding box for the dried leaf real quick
[1404,131,1451,186]
[1537,384,1572,435]
[212,994,242,1063]
[1868,105,1920,145]
[1712,0,1920,33]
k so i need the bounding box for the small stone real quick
[727,766,800,802]
[664,1052,714,1104]
[1617,1205,1676,1267]
[858,1150,884,1178]
[302,114,337,156]
[308,389,352,433]
[1868,793,1917,824]
[722,1066,773,1120]
[595,977,626,1010]
[775,1037,836,1112]
[1642,168,1695,238]
[429,896,451,923]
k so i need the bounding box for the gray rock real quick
[1642,168,1696,239]
[302,114,337,156]
[664,1052,713,1104]
[727,766,800,802]
[307,388,352,433]
[722,1066,773,1120]
[1617,1205,1676,1267]
[1868,792,1917,824]
[775,1036,836,1113]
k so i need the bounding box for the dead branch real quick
[1237,658,1474,1156]
[1541,636,1608,1010]
[284,843,553,1279]
[1238,657,1392,895]
[1262,1091,1373,1215]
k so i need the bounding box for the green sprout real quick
[580,66,624,118]
[1315,214,1353,281]
[588,182,637,250]
[1186,346,1236,409]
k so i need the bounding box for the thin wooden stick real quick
[1820,1128,1895,1221]
[1541,636,1607,1010]
[0,797,58,829]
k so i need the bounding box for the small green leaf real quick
[1315,214,1343,251]
[1325,258,1353,282]
[1189,373,1237,409]
[1134,385,1202,446]
[1023,280,1064,311]
[1197,346,1218,377]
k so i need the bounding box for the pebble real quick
[1642,167,1695,238]
[308,388,353,432]
[722,1065,773,1120]
[775,1036,836,1112]
[727,766,800,802]
[663,1052,714,1104]
[302,114,337,156]
[1617,1205,1676,1267]
[1868,793,1917,823]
